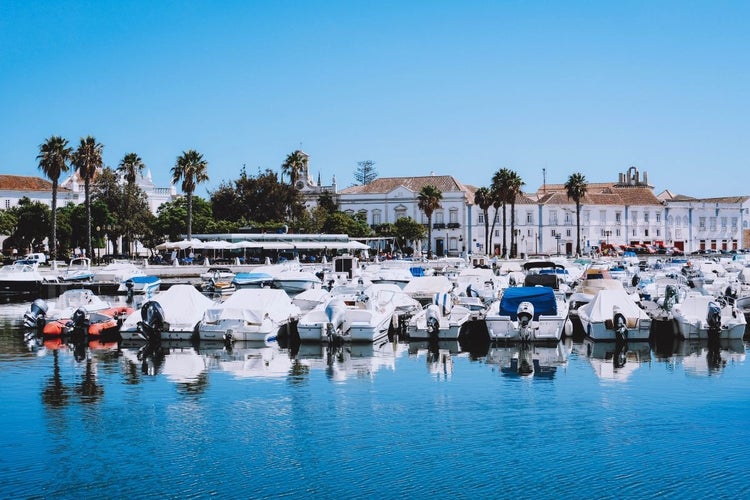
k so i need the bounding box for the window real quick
[564,212,573,225]
[656,229,660,236]
[549,210,558,225]
[551,229,557,237]
[449,209,458,223]
[599,210,606,224]
[631,211,638,223]
[3,200,9,209]
[732,217,738,229]
[526,211,533,224]
[584,210,590,224]
[645,229,649,237]
[644,212,649,223]
[709,217,717,231]
[345,209,355,217]
[449,237,458,251]
[615,212,622,224]
[394,206,407,220]
[478,213,485,224]
[655,212,661,223]
[632,229,637,237]
[372,211,381,225]
[435,211,444,224]
[721,217,727,230]
[495,230,500,237]
[566,229,571,237]
[616,229,621,237]
[699,217,706,230]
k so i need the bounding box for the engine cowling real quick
[23,298,48,330]
[137,300,167,342]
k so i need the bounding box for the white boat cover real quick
[202,289,299,325]
[402,276,453,296]
[121,284,215,331]
[579,288,647,323]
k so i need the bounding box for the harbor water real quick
[0,298,749,499]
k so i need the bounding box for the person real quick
[170,250,177,264]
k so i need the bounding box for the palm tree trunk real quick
[50,181,58,262]
[85,180,92,261]
[510,201,516,258]
[489,208,499,255]
[484,210,489,256]
[186,191,193,241]
[576,203,581,257]
[501,203,507,258]
[427,215,432,258]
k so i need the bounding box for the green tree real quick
[71,136,104,260]
[321,212,372,237]
[565,172,588,257]
[354,160,377,185]
[6,197,50,254]
[506,170,525,258]
[491,168,514,257]
[37,135,72,261]
[156,196,212,241]
[117,153,145,255]
[0,209,17,236]
[393,216,426,254]
[473,187,492,255]
[171,149,209,241]
[417,185,443,258]
[281,150,307,185]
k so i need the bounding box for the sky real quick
[1,1,748,199]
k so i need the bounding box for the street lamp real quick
[555,232,562,256]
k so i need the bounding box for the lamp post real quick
[96,226,101,263]
[555,232,561,256]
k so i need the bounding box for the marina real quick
[2,253,750,498]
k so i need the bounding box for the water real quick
[1,299,749,499]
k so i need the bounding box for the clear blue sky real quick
[1,1,748,199]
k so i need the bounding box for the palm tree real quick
[506,170,525,258]
[565,172,588,257]
[37,136,71,263]
[281,150,307,186]
[417,185,442,258]
[71,136,103,261]
[491,168,513,257]
[117,153,145,255]
[171,150,209,241]
[473,187,492,255]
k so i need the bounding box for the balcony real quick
[433,223,446,229]
[447,222,460,229]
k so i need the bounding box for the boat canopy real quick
[499,286,557,320]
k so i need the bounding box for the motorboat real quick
[292,287,332,314]
[484,286,572,342]
[272,269,322,294]
[402,275,454,305]
[58,257,95,282]
[297,283,397,343]
[670,294,746,340]
[198,288,300,342]
[118,275,161,296]
[93,261,145,283]
[232,270,275,288]
[23,288,133,337]
[200,267,236,296]
[577,288,651,341]
[407,292,473,340]
[369,283,421,331]
[0,261,46,298]
[199,266,235,282]
[119,284,217,341]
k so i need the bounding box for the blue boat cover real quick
[499,286,557,320]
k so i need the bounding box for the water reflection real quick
[294,338,400,381]
[408,339,463,379]
[485,341,569,379]
[119,339,208,386]
[655,337,746,376]
[582,339,652,382]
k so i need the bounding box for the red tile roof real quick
[0,175,70,192]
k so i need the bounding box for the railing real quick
[447,222,460,229]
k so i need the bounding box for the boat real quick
[23,288,133,337]
[119,284,217,341]
[0,261,46,298]
[670,294,746,340]
[292,287,332,314]
[232,270,275,288]
[118,275,161,296]
[271,269,322,294]
[297,282,397,343]
[58,257,95,282]
[577,288,652,341]
[200,268,236,296]
[93,261,145,283]
[484,286,571,342]
[402,275,454,305]
[407,292,473,340]
[199,266,235,282]
[198,288,300,342]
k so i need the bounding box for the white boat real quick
[297,283,396,343]
[485,286,572,342]
[0,261,46,298]
[671,294,746,340]
[272,269,321,294]
[118,275,161,296]
[93,261,145,283]
[402,275,454,305]
[199,266,235,282]
[198,288,300,342]
[119,284,216,341]
[577,288,652,341]
[59,257,95,282]
[407,292,473,340]
[292,287,332,314]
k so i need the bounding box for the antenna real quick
[542,167,547,194]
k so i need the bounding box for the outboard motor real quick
[23,298,48,330]
[631,274,640,287]
[663,284,678,311]
[137,300,166,342]
[125,279,135,302]
[65,307,89,337]
[324,299,347,343]
[516,301,535,343]
[706,301,722,339]
[425,304,441,338]
[612,305,628,342]
[509,275,517,287]
[466,284,480,298]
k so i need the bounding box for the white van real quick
[20,252,47,265]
